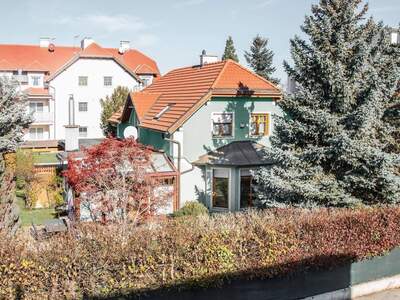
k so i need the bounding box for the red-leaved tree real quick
[64,138,170,225]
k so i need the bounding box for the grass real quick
[16,197,56,227]
[32,152,59,164]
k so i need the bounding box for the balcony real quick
[13,75,28,84]
[31,111,54,124]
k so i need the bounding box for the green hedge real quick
[1,207,400,299]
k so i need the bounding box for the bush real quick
[1,207,400,299]
[173,201,209,217]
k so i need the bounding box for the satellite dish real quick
[123,126,138,140]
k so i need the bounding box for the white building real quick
[0,37,160,145]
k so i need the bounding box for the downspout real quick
[48,84,56,139]
[165,138,181,209]
[165,138,181,172]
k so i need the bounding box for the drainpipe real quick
[165,138,181,172]
[48,84,56,139]
[165,137,181,210]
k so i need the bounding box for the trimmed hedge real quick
[1,207,400,299]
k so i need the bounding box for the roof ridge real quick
[226,59,281,91]
[210,60,230,89]
[162,60,226,76]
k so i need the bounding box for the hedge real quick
[1,207,400,299]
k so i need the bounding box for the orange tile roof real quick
[24,87,50,96]
[116,91,162,124]
[108,109,123,124]
[134,59,281,133]
[0,42,160,80]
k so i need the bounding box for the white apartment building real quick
[0,37,160,145]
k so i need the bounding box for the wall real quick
[178,97,282,205]
[50,57,140,140]
[181,97,282,162]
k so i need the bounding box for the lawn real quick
[16,197,56,227]
[32,152,59,164]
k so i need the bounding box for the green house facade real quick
[114,59,282,212]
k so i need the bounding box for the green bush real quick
[15,189,26,199]
[173,201,209,217]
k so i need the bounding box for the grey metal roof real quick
[194,141,273,167]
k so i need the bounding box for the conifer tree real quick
[245,35,279,84]
[0,77,31,234]
[254,0,400,207]
[222,36,239,62]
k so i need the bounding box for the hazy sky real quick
[0,0,399,81]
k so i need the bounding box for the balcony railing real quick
[31,111,54,123]
[13,75,28,84]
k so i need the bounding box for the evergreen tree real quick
[100,86,130,136]
[254,0,400,207]
[0,77,31,234]
[245,35,279,84]
[222,36,239,62]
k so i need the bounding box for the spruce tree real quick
[100,86,130,136]
[0,77,31,234]
[222,36,239,62]
[254,0,400,207]
[245,35,279,84]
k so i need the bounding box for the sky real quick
[0,0,399,82]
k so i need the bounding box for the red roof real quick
[119,60,281,133]
[24,87,50,96]
[0,42,160,80]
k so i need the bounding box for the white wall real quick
[50,58,140,140]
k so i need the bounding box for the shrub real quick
[1,207,400,298]
[173,201,209,217]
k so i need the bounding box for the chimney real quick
[64,94,79,152]
[81,37,94,49]
[119,40,130,54]
[200,50,218,66]
[39,37,51,48]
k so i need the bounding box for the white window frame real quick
[210,167,231,211]
[103,76,113,87]
[79,126,88,137]
[78,76,88,86]
[211,112,234,139]
[249,112,272,137]
[78,102,88,112]
[29,127,44,140]
[29,102,44,113]
[31,75,41,87]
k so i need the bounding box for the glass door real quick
[240,169,254,208]
[212,168,230,209]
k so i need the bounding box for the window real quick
[104,76,112,86]
[78,102,88,112]
[212,112,233,137]
[78,76,88,86]
[29,127,44,140]
[79,127,88,137]
[31,76,40,86]
[29,102,44,113]
[240,169,255,209]
[250,113,270,136]
[212,169,229,209]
